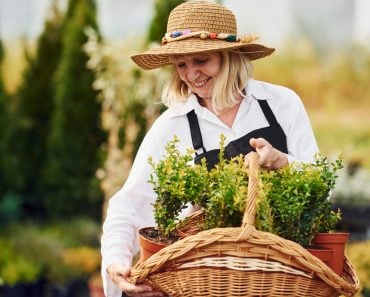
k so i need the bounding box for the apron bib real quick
[187,99,288,170]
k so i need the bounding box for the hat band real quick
[162,30,259,45]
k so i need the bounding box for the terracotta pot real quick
[312,232,349,275]
[306,245,334,267]
[139,227,168,263]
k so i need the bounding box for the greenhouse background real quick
[0,0,369,296]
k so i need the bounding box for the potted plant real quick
[139,135,209,262]
[255,154,343,245]
[201,135,249,229]
[254,154,346,274]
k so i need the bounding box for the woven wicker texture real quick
[176,209,205,239]
[131,1,275,70]
[131,152,360,296]
[167,0,237,34]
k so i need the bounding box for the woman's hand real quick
[248,137,288,170]
[107,263,166,297]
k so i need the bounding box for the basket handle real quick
[241,151,260,228]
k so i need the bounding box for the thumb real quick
[249,137,268,150]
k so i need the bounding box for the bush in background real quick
[347,240,370,296]
[0,218,101,287]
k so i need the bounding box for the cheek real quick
[177,69,187,82]
[210,63,222,76]
[202,63,221,77]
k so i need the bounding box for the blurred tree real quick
[147,0,186,44]
[0,39,9,192]
[43,0,106,220]
[0,39,6,166]
[129,0,186,153]
[3,1,65,219]
[0,39,23,224]
[0,39,5,117]
[84,32,167,220]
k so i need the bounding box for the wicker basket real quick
[131,152,360,296]
[176,209,205,239]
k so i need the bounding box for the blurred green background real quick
[0,0,369,296]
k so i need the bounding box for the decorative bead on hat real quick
[161,30,254,45]
[162,29,261,46]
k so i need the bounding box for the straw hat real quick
[131,0,275,70]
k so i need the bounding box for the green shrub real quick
[0,238,42,286]
[149,137,343,247]
[257,154,343,246]
[204,135,248,229]
[0,218,101,285]
[148,135,208,238]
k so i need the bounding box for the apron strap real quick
[256,99,279,127]
[187,109,206,154]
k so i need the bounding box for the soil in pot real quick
[138,227,175,263]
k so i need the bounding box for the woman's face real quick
[171,52,222,100]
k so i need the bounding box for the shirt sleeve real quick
[100,125,160,296]
[284,92,319,163]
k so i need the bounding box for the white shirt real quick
[101,79,319,296]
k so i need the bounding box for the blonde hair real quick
[161,50,253,111]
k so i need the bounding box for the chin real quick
[195,91,211,100]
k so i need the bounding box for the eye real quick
[176,62,186,69]
[195,58,208,65]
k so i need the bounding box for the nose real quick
[186,64,200,82]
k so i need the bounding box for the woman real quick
[102,1,318,296]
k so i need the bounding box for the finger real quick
[250,138,266,152]
[133,291,166,297]
[130,293,166,297]
[121,281,153,293]
[122,283,166,297]
[142,293,167,297]
[251,137,270,149]
[249,137,257,148]
[249,138,266,159]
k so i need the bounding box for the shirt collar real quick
[246,79,274,100]
[168,94,200,118]
[167,79,273,119]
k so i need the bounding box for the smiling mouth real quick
[193,78,210,88]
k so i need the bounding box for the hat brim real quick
[131,38,275,70]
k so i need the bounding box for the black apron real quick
[187,99,288,170]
